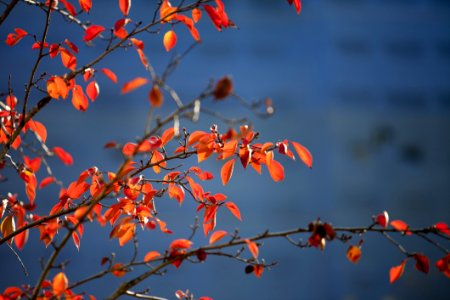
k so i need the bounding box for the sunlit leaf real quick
[163,30,177,52]
[53,146,74,165]
[121,77,148,94]
[224,201,241,221]
[390,220,412,235]
[390,259,407,284]
[85,80,99,102]
[209,230,227,244]
[254,264,264,278]
[245,239,258,259]
[119,0,131,16]
[60,48,76,70]
[291,141,313,169]
[14,224,29,250]
[112,263,127,277]
[1,215,15,244]
[346,245,361,263]
[144,251,160,262]
[220,158,235,185]
[376,211,389,228]
[5,28,27,46]
[79,0,92,12]
[434,222,450,235]
[101,68,118,83]
[83,25,105,42]
[72,84,89,111]
[52,272,68,297]
[161,127,175,147]
[170,239,192,250]
[192,7,202,23]
[266,152,284,182]
[60,0,77,16]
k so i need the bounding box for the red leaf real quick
[376,211,389,228]
[39,177,55,189]
[149,85,164,107]
[436,254,450,278]
[83,25,105,42]
[121,77,149,94]
[53,146,74,165]
[60,0,77,16]
[209,230,227,244]
[119,0,131,16]
[14,225,28,250]
[220,159,235,186]
[291,141,313,169]
[5,28,27,46]
[390,259,407,284]
[434,222,450,235]
[72,231,80,251]
[101,68,118,83]
[224,201,241,221]
[390,220,412,235]
[413,253,429,274]
[163,30,177,52]
[245,239,259,259]
[86,81,100,101]
[79,0,92,12]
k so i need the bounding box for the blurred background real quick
[1,0,449,299]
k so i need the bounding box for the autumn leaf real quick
[144,251,160,262]
[209,230,227,244]
[266,152,285,182]
[192,8,202,23]
[254,264,264,278]
[112,263,127,277]
[163,30,177,52]
[79,0,92,12]
[86,81,100,101]
[14,225,29,250]
[5,28,27,46]
[161,127,175,147]
[149,85,164,107]
[121,77,149,94]
[436,254,450,278]
[434,222,450,235]
[346,245,361,263]
[224,201,241,221]
[390,259,407,284]
[1,215,15,245]
[83,25,105,42]
[72,84,89,111]
[413,253,429,274]
[213,76,233,100]
[245,239,259,259]
[287,0,302,14]
[220,158,235,185]
[53,146,74,165]
[170,239,193,250]
[52,272,68,297]
[101,68,118,83]
[376,211,389,228]
[390,220,412,235]
[291,141,313,169]
[60,0,76,16]
[119,0,131,16]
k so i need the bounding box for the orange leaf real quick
[346,245,361,264]
[170,239,193,250]
[118,0,131,16]
[291,141,313,169]
[86,81,100,101]
[149,85,164,107]
[83,24,105,42]
[266,152,284,182]
[144,251,161,262]
[53,146,74,165]
[209,230,227,244]
[220,158,235,185]
[79,0,92,12]
[14,224,29,250]
[28,119,48,143]
[390,220,412,235]
[254,264,264,278]
[160,0,177,22]
[413,253,429,274]
[121,77,148,94]
[390,259,407,284]
[52,272,68,297]
[60,48,77,70]
[163,30,177,52]
[161,127,175,147]
[168,183,185,205]
[72,84,89,111]
[101,68,118,83]
[245,239,259,259]
[192,7,202,23]
[220,140,237,160]
[224,201,241,221]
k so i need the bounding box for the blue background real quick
[1,0,449,299]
